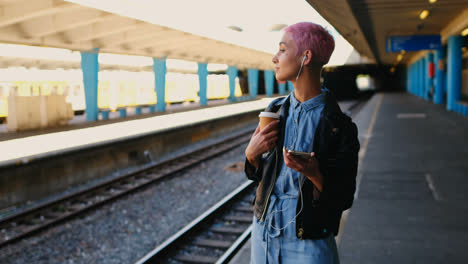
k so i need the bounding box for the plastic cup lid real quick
[259,112,280,118]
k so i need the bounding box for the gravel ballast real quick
[0,127,254,264]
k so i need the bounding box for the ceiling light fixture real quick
[419,10,430,20]
[397,54,404,62]
[428,0,437,3]
[227,25,243,32]
[461,28,468,36]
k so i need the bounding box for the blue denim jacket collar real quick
[290,90,327,112]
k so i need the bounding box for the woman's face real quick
[272,31,301,82]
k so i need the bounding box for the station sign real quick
[386,35,441,52]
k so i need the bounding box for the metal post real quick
[416,60,421,97]
[446,35,462,111]
[247,68,259,99]
[198,63,208,106]
[434,48,445,104]
[278,82,286,95]
[80,48,99,121]
[264,70,274,97]
[421,58,427,98]
[227,66,238,102]
[153,57,167,112]
[287,81,294,93]
[426,52,434,100]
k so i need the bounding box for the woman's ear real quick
[303,50,313,65]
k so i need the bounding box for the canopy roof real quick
[0,0,274,70]
[307,0,468,65]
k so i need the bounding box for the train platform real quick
[0,98,234,142]
[229,92,468,264]
[0,97,275,168]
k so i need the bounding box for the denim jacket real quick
[245,90,360,239]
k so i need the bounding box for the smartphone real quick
[287,149,311,159]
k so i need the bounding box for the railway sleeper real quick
[174,254,218,264]
[193,238,232,249]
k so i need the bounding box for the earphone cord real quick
[296,57,306,81]
[264,177,304,232]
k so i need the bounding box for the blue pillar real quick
[287,81,294,93]
[198,63,208,106]
[416,60,420,96]
[434,48,445,104]
[412,62,415,95]
[227,66,237,102]
[80,48,99,121]
[278,82,286,95]
[419,59,424,98]
[248,68,259,99]
[119,108,127,117]
[447,35,462,111]
[426,53,434,100]
[101,110,109,120]
[264,70,274,97]
[153,57,167,112]
[421,58,427,98]
[135,106,142,115]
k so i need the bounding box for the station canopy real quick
[0,0,274,70]
[307,0,468,65]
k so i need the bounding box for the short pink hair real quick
[284,22,335,65]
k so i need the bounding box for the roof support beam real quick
[0,0,82,28]
[19,9,113,38]
[64,17,142,43]
[98,26,166,48]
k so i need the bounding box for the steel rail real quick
[0,128,254,249]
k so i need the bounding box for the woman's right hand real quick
[245,120,280,168]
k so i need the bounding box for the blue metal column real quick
[426,53,434,100]
[198,63,208,106]
[421,58,427,98]
[419,59,424,98]
[227,66,237,102]
[287,81,294,93]
[264,70,274,97]
[434,48,445,104]
[80,48,99,121]
[411,63,416,95]
[409,64,413,94]
[416,60,421,96]
[248,68,259,99]
[278,82,286,95]
[153,57,167,112]
[446,35,462,111]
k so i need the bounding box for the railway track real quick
[0,97,369,259]
[0,128,254,249]
[134,98,369,264]
[135,181,255,264]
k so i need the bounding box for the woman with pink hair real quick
[245,22,359,263]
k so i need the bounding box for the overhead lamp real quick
[462,28,468,36]
[419,10,430,20]
[429,0,437,3]
[269,24,288,32]
[397,54,404,62]
[227,25,243,32]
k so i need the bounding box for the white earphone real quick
[296,56,307,80]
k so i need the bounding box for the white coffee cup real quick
[258,112,280,130]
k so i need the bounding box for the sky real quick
[65,0,354,66]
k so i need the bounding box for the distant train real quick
[0,72,243,122]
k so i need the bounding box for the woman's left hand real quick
[283,148,323,192]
